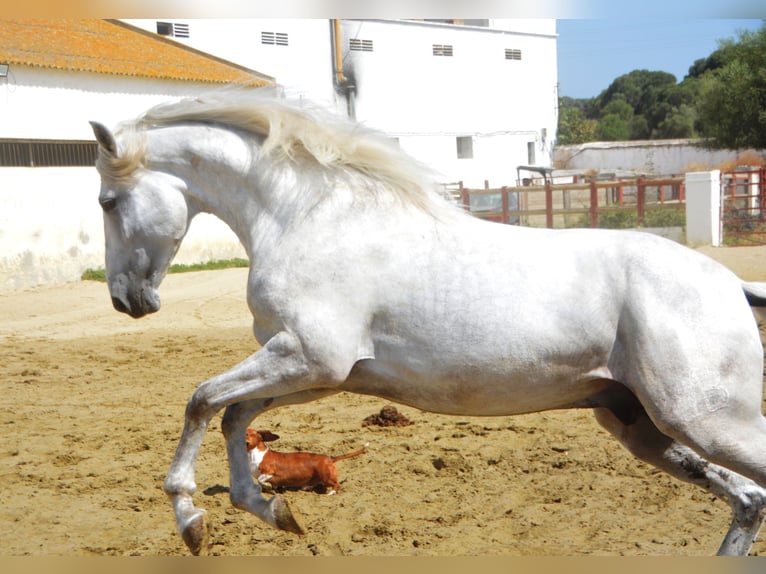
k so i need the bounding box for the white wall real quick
[555,139,752,176]
[123,19,338,107]
[0,67,247,291]
[342,20,558,187]
[0,167,244,291]
[0,66,216,140]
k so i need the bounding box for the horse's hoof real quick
[271,495,305,535]
[181,511,209,556]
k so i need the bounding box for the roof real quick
[0,19,274,87]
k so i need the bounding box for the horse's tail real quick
[743,282,766,307]
[331,443,369,462]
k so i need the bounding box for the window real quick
[156,22,190,38]
[457,136,473,159]
[527,142,536,165]
[261,31,289,46]
[505,48,522,60]
[432,44,454,57]
[349,38,374,52]
[0,139,97,167]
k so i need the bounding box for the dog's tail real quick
[332,442,369,462]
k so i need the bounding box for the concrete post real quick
[685,170,721,247]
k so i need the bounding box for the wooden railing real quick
[451,176,685,229]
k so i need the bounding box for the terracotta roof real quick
[0,19,274,86]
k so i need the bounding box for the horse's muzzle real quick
[110,277,160,318]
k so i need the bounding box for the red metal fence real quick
[452,176,686,230]
[720,168,766,245]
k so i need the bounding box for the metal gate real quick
[720,167,766,245]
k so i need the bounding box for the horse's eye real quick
[100,197,117,212]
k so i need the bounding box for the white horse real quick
[90,90,766,556]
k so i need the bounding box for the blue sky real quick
[557,19,764,99]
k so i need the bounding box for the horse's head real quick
[90,121,191,318]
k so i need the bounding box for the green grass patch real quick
[81,258,249,282]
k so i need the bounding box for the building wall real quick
[340,20,558,187]
[123,19,339,107]
[0,66,244,291]
[0,167,244,291]
[0,66,213,140]
[124,18,559,187]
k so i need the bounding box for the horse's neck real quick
[148,125,289,258]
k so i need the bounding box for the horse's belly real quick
[344,358,611,417]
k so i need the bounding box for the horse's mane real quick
[107,88,459,216]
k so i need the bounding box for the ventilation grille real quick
[156,21,190,38]
[0,140,98,167]
[350,38,374,52]
[505,48,522,60]
[261,31,289,46]
[433,44,454,57]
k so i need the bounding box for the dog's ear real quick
[258,430,280,442]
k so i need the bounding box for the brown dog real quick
[245,428,367,494]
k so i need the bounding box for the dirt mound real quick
[362,405,414,427]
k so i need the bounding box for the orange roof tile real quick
[0,19,274,87]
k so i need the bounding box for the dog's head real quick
[245,428,280,450]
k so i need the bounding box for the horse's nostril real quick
[112,296,130,314]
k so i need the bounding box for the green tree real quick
[557,100,598,144]
[696,25,766,149]
[597,114,630,141]
[653,104,697,138]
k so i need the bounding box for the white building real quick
[0,18,558,290]
[0,19,271,290]
[123,19,559,187]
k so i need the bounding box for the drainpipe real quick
[331,19,356,118]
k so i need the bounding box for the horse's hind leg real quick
[592,386,766,556]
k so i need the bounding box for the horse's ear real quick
[89,121,118,156]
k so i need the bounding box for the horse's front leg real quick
[163,331,336,555]
[219,389,341,533]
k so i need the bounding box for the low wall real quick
[0,167,245,292]
[555,139,752,175]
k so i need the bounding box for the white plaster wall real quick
[0,67,251,291]
[0,67,216,140]
[555,140,753,176]
[123,19,338,106]
[0,167,244,291]
[344,20,558,187]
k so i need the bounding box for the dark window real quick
[0,140,98,167]
[156,22,190,38]
[505,48,522,60]
[433,44,454,57]
[457,136,473,159]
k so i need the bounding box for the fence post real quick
[459,181,469,212]
[637,176,646,227]
[685,170,721,247]
[545,180,553,228]
[589,178,599,228]
[501,186,509,224]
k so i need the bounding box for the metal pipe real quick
[332,19,347,85]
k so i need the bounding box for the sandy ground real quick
[2,244,766,557]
